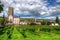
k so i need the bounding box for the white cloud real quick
[56,0,60,2]
[44,16,56,19]
[48,5,60,16]
[1,0,48,16]
[0,0,60,19]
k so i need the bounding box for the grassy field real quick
[0,25,60,40]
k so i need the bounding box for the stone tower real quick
[8,7,13,16]
[8,7,13,24]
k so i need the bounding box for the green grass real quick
[0,25,60,40]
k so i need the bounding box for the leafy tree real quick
[0,1,3,13]
[0,18,5,26]
[47,21,51,25]
[41,20,48,25]
[0,1,5,26]
[2,15,5,26]
[30,22,36,25]
[55,16,59,24]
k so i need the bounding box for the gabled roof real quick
[13,16,20,18]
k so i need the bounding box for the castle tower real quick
[8,7,13,24]
[8,7,13,16]
[7,7,20,25]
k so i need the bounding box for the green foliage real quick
[55,16,59,23]
[41,20,48,25]
[30,22,36,25]
[0,18,5,26]
[0,25,60,40]
[11,27,23,40]
[0,33,8,40]
[20,18,35,22]
[0,1,4,13]
[0,1,5,26]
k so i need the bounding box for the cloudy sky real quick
[0,0,60,19]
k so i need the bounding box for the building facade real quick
[13,16,20,25]
[7,7,20,25]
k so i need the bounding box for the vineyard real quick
[0,25,60,40]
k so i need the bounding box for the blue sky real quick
[47,0,60,7]
[0,0,60,19]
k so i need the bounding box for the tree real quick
[0,1,3,13]
[47,21,51,25]
[55,16,59,23]
[41,20,48,25]
[2,14,5,26]
[0,1,5,26]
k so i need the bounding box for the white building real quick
[7,7,20,25]
[55,23,59,26]
[51,23,59,26]
[13,16,20,25]
[51,23,55,26]
[20,22,27,25]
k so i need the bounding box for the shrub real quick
[41,20,48,25]
[30,22,36,25]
